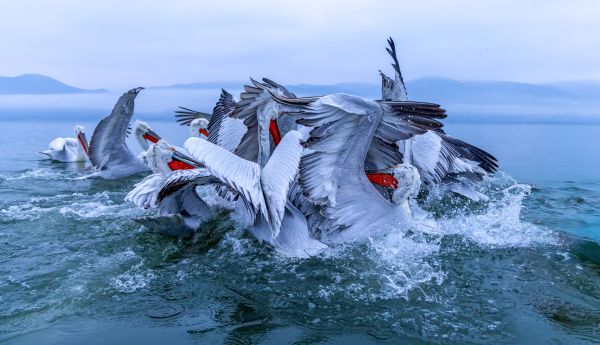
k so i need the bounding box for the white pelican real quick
[184,130,327,257]
[126,140,216,237]
[134,120,163,151]
[190,118,209,139]
[225,79,333,236]
[379,37,498,201]
[271,92,446,243]
[175,89,246,152]
[86,87,151,179]
[133,120,198,167]
[229,78,418,236]
[41,125,89,162]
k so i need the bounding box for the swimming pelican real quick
[86,87,150,179]
[41,125,89,162]
[126,140,216,237]
[379,37,498,201]
[184,130,327,257]
[271,92,446,243]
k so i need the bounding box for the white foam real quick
[436,182,557,247]
[0,191,141,221]
[1,169,66,181]
[0,203,55,221]
[109,262,156,294]
[367,230,445,299]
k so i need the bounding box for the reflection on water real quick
[0,121,599,344]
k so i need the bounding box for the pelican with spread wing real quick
[379,37,498,201]
[175,89,247,152]
[86,87,149,179]
[271,92,447,242]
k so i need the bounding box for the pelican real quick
[86,87,150,179]
[184,130,327,257]
[41,125,89,162]
[175,89,246,152]
[229,77,418,236]
[379,37,498,201]
[134,120,162,151]
[126,140,216,237]
[133,119,197,165]
[271,92,446,243]
[190,118,209,139]
[144,139,203,174]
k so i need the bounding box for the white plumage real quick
[125,140,218,237]
[272,93,439,243]
[185,130,326,256]
[41,125,89,163]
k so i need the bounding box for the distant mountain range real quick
[0,74,598,122]
[154,78,599,105]
[0,74,107,94]
[2,73,597,104]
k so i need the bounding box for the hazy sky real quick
[2,0,599,89]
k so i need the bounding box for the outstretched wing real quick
[365,101,446,172]
[381,37,408,101]
[280,94,393,236]
[410,131,498,185]
[273,93,446,236]
[89,88,143,170]
[184,137,267,225]
[125,173,164,209]
[174,107,211,126]
[231,78,299,162]
[206,89,246,151]
[261,130,304,238]
[157,169,221,203]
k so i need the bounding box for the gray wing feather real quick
[175,107,211,126]
[88,88,142,170]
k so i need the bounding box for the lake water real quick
[0,120,599,344]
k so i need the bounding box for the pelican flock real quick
[41,38,499,257]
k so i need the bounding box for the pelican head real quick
[148,139,203,173]
[389,163,421,205]
[74,125,89,156]
[135,120,162,150]
[190,118,209,139]
[128,87,145,95]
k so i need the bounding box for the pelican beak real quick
[366,168,399,189]
[143,129,162,143]
[169,151,204,171]
[129,87,145,95]
[77,132,89,156]
[269,119,281,145]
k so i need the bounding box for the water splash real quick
[423,173,557,248]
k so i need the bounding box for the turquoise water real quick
[1,121,599,344]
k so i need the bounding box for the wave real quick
[109,261,157,294]
[0,168,68,181]
[0,191,141,221]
